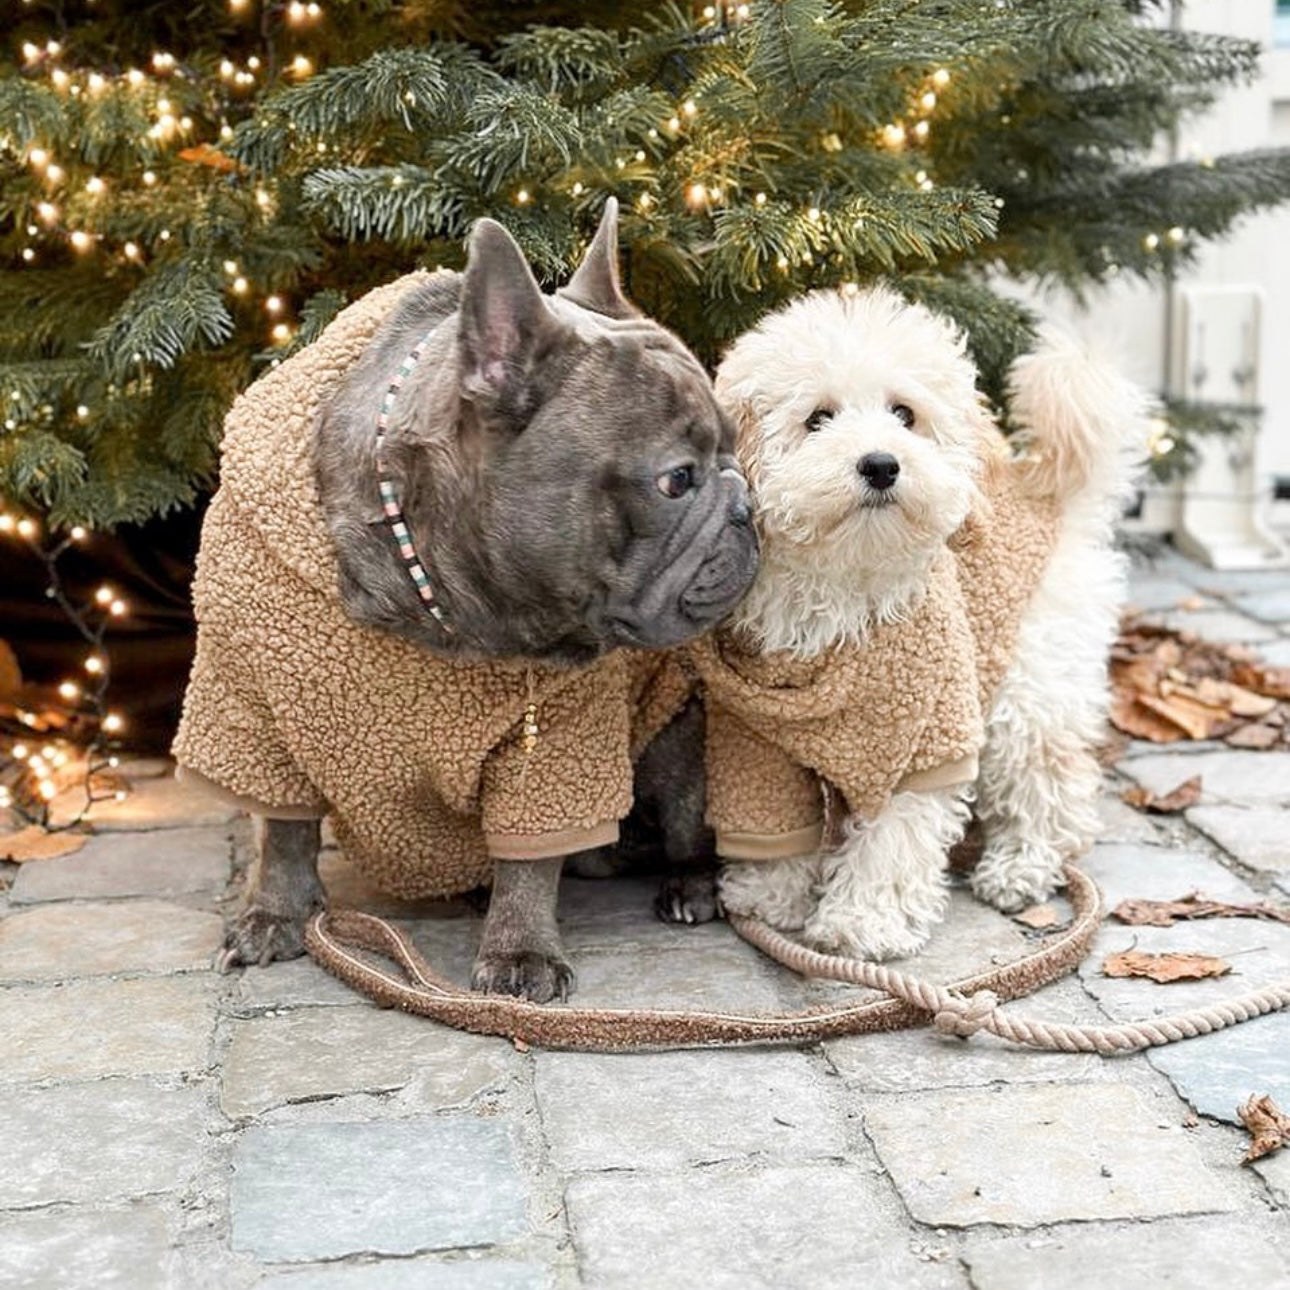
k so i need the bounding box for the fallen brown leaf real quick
[1238,1094,1290,1164]
[1109,693,1190,743]
[1120,775,1202,814]
[1013,904,1059,929]
[1136,691,1222,740]
[1101,949,1231,983]
[1224,723,1282,750]
[1232,663,1290,701]
[1112,893,1290,928]
[0,826,87,863]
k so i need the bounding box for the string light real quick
[882,123,907,149]
[1167,226,1185,244]
[21,249,35,262]
[142,171,157,186]
[1143,232,1160,251]
[85,655,105,675]
[265,295,283,314]
[571,181,584,196]
[127,68,145,86]
[51,69,70,90]
[102,713,124,734]
[913,121,930,140]
[87,72,106,95]
[755,192,767,205]
[28,147,48,169]
[58,681,80,700]
[45,163,65,185]
[290,55,313,77]
[515,187,531,205]
[17,518,37,538]
[682,99,698,118]
[86,176,106,196]
[932,68,951,88]
[271,322,292,343]
[232,276,249,294]
[685,182,708,209]
[920,91,937,112]
[124,242,141,260]
[94,586,113,605]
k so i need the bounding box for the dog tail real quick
[1006,327,1153,509]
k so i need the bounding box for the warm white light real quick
[12,742,29,761]
[95,585,113,604]
[70,525,87,540]
[1143,232,1160,251]
[76,404,89,419]
[913,121,930,140]
[287,0,307,21]
[247,55,261,70]
[28,147,48,168]
[571,181,584,196]
[158,229,171,241]
[17,518,37,538]
[271,322,291,342]
[142,171,157,186]
[667,115,680,132]
[51,69,70,90]
[220,59,235,79]
[0,515,13,533]
[1167,226,1185,244]
[38,780,57,801]
[88,72,106,94]
[124,241,141,260]
[265,295,283,314]
[255,188,272,208]
[109,599,127,616]
[291,55,313,76]
[842,281,858,296]
[58,681,80,700]
[685,182,707,208]
[86,176,106,196]
[920,91,937,112]
[232,276,249,294]
[152,52,175,73]
[84,655,104,674]
[102,712,124,733]
[21,248,34,263]
[807,206,821,223]
[881,123,906,149]
[637,192,653,210]
[932,68,950,88]
[516,187,531,205]
[45,164,65,184]
[127,68,145,86]
[682,99,698,117]
[755,191,767,206]
[22,42,40,63]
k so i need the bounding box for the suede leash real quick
[302,861,1289,1053]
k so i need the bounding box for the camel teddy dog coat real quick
[690,455,1060,861]
[173,274,688,898]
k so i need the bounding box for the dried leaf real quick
[1101,949,1231,983]
[0,826,87,863]
[1238,1094,1290,1164]
[1224,723,1282,750]
[1232,663,1290,701]
[1112,893,1290,928]
[1013,904,1058,929]
[178,143,241,172]
[1136,691,1222,740]
[1109,693,1189,743]
[1120,775,1202,814]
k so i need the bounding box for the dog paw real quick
[803,908,932,961]
[654,869,721,925]
[471,950,574,1004]
[216,906,313,972]
[971,844,1063,913]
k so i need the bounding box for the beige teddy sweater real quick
[173,274,687,898]
[692,460,1059,861]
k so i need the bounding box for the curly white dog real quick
[711,287,1149,959]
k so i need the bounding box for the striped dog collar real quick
[373,326,452,631]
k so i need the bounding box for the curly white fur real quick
[715,288,1149,958]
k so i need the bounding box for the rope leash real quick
[303,861,1290,1053]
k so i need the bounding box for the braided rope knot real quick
[933,988,999,1038]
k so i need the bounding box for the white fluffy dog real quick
[710,287,1148,959]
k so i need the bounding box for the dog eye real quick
[804,408,835,432]
[656,464,696,498]
[890,403,915,429]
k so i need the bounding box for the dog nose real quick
[858,452,900,491]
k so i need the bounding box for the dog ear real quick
[458,218,560,405]
[559,197,638,320]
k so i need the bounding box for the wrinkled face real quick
[479,302,758,653]
[716,288,985,580]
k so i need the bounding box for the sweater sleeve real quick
[480,658,632,860]
[704,700,825,861]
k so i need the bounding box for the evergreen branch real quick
[448,85,584,191]
[0,77,67,151]
[85,262,234,380]
[495,26,626,94]
[302,165,466,242]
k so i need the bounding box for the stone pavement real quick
[1,547,1289,1289]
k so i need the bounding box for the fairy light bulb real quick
[1167,226,1185,244]
[95,585,113,605]
[88,72,106,94]
[932,68,950,88]
[0,515,14,533]
[682,99,698,118]
[76,404,89,420]
[920,91,937,112]
[755,192,767,205]
[124,241,141,260]
[142,171,157,186]
[84,655,104,674]
[22,42,40,63]
[913,120,930,140]
[70,525,87,540]
[287,0,307,21]
[637,192,653,210]
[882,123,906,149]
[265,295,283,314]
[38,780,57,801]
[127,68,145,86]
[571,181,584,196]
[86,176,106,196]
[109,599,127,616]
[291,55,313,77]
[51,69,70,90]
[58,681,79,700]
[685,182,707,209]
[17,518,37,538]
[102,713,124,734]
[12,743,28,761]
[271,322,291,342]
[1143,232,1160,251]
[232,276,249,295]
[28,147,48,169]
[20,249,33,262]
[667,115,680,132]
[46,40,61,56]
[516,187,531,205]
[807,206,821,223]
[247,55,261,70]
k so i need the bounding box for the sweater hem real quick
[893,753,979,798]
[173,764,328,820]
[714,821,823,862]
[485,818,619,861]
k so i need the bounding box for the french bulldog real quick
[206,200,757,1000]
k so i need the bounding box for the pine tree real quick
[3,0,1288,531]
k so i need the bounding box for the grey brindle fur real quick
[217,201,756,1001]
